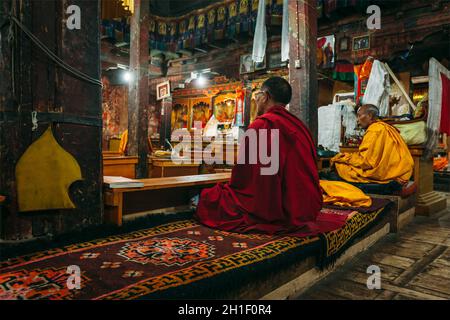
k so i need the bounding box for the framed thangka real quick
[317,35,335,69]
[171,98,189,131]
[213,93,236,123]
[190,97,213,129]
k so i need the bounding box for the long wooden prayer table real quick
[102,150,123,158]
[148,156,200,178]
[103,172,231,226]
[103,156,138,179]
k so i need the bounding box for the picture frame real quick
[339,36,349,52]
[268,52,288,69]
[317,35,335,69]
[156,81,170,100]
[352,35,370,51]
[240,54,255,74]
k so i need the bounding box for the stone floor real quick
[295,192,450,300]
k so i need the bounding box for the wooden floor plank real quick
[424,263,450,280]
[369,252,416,269]
[320,279,381,300]
[294,192,450,300]
[378,244,433,260]
[408,273,450,296]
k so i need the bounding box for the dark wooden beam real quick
[288,0,318,142]
[128,0,150,178]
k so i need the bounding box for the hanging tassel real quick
[281,0,289,62]
[251,0,267,63]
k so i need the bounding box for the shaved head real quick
[359,104,379,119]
[357,104,379,129]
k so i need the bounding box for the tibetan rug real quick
[0,206,388,300]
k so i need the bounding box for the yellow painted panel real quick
[16,126,82,212]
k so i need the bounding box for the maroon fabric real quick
[440,73,450,135]
[195,105,347,237]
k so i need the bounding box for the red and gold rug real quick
[0,206,388,300]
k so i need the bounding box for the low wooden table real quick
[104,172,231,226]
[148,157,201,178]
[103,156,138,179]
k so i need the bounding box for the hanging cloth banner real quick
[281,0,289,62]
[234,88,245,127]
[252,0,267,63]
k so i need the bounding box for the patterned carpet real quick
[0,206,388,300]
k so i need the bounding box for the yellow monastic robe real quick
[320,180,372,207]
[119,129,128,154]
[331,121,414,184]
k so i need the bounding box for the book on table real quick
[103,176,144,188]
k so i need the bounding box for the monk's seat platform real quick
[368,193,416,233]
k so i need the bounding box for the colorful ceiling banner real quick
[101,0,370,53]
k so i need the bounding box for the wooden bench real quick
[104,172,231,226]
[103,156,138,179]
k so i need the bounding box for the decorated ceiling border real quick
[102,0,283,52]
[101,0,371,53]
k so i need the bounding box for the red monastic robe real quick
[195,105,347,237]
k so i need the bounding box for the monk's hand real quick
[331,153,349,164]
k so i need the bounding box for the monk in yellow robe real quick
[329,104,414,193]
[118,129,153,155]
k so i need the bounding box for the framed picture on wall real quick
[240,54,255,74]
[317,35,335,69]
[339,36,350,52]
[352,35,370,51]
[156,81,171,100]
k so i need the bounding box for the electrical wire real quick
[9,15,103,87]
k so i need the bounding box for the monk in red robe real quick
[195,77,346,236]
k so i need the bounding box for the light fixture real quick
[196,75,206,86]
[123,71,132,82]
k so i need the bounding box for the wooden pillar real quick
[288,0,318,141]
[243,80,253,130]
[128,0,149,178]
[0,0,102,240]
[160,97,173,150]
